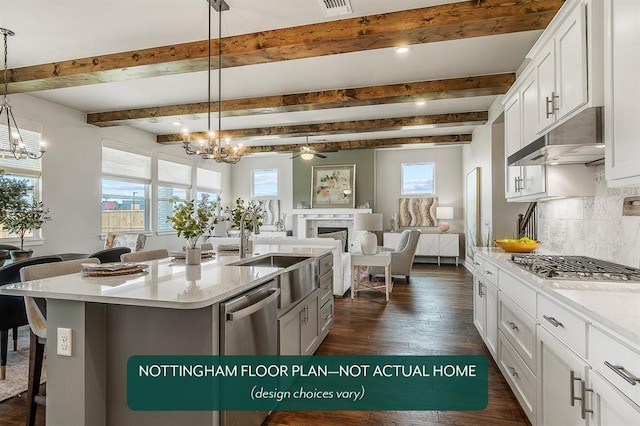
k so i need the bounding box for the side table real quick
[350,251,392,301]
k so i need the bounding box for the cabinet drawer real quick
[537,295,587,358]
[482,260,499,286]
[320,272,333,305]
[499,294,536,374]
[319,253,333,277]
[498,332,536,425]
[471,256,484,274]
[320,298,334,337]
[498,270,536,318]
[589,325,640,406]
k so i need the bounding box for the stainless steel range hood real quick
[507,107,604,166]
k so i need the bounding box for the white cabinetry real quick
[472,258,498,360]
[605,0,640,186]
[590,371,640,426]
[383,233,459,265]
[535,2,589,133]
[536,320,590,425]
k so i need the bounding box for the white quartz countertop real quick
[0,245,333,310]
[475,248,640,346]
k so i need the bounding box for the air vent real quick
[318,0,353,17]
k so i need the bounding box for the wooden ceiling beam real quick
[4,0,562,93]
[242,135,473,155]
[156,112,487,144]
[89,74,511,127]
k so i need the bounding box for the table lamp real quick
[354,213,383,255]
[436,207,453,233]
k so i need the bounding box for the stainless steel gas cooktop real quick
[509,254,640,281]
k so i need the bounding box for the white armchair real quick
[369,229,421,283]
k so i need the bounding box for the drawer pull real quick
[581,381,593,419]
[507,366,518,378]
[570,371,582,407]
[485,270,493,275]
[604,361,640,385]
[507,321,519,331]
[474,262,481,266]
[543,315,564,328]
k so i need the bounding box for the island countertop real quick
[0,244,333,310]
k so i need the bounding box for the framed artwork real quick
[398,197,437,227]
[311,164,355,208]
[258,199,280,225]
[465,167,481,261]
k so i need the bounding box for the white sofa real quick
[209,236,351,296]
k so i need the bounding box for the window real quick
[197,167,221,205]
[157,155,192,232]
[401,163,435,195]
[1,120,43,241]
[252,169,278,197]
[101,143,151,233]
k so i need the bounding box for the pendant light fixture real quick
[1,28,46,160]
[182,0,242,164]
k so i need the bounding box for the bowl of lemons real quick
[494,237,541,253]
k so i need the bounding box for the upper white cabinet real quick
[535,2,589,134]
[605,0,640,186]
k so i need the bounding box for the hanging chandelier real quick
[1,28,45,160]
[182,0,242,164]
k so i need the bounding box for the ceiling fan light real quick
[300,152,315,161]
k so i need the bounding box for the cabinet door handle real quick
[570,371,582,407]
[543,315,564,328]
[552,92,560,112]
[581,380,593,419]
[604,361,640,385]
[507,321,519,331]
[546,95,554,118]
[478,283,484,297]
[507,366,518,378]
[514,177,520,193]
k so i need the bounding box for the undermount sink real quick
[230,255,311,268]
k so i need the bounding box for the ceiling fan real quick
[291,137,329,160]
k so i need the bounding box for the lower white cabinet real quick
[537,325,590,426]
[473,274,498,361]
[279,289,320,356]
[499,332,537,424]
[590,370,640,426]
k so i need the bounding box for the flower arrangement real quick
[167,195,220,249]
[225,198,264,232]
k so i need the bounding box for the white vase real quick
[360,232,378,255]
[185,247,201,265]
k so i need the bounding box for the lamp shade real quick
[436,207,454,220]
[354,213,383,231]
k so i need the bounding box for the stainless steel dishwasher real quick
[219,280,279,426]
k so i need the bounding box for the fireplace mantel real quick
[292,208,372,252]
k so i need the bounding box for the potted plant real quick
[0,171,51,260]
[225,198,264,234]
[167,195,220,264]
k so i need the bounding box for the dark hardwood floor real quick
[0,264,528,426]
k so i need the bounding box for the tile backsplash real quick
[538,166,640,268]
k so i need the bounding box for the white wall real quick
[375,145,464,234]
[9,93,232,255]
[230,153,293,231]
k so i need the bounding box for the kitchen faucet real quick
[239,210,261,258]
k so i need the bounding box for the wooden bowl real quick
[494,239,541,253]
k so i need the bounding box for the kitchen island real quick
[0,244,334,426]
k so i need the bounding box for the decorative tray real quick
[81,262,149,277]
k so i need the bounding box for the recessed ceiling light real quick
[395,46,409,54]
[172,121,182,126]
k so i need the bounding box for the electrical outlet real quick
[57,327,72,356]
